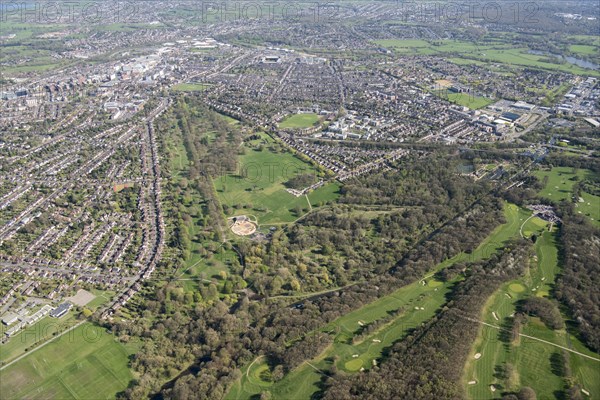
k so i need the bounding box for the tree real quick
[517,387,537,400]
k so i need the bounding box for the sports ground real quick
[0,322,137,400]
[278,113,320,129]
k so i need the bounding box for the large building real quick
[50,302,72,318]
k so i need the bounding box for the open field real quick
[437,91,494,110]
[214,132,326,224]
[463,226,600,399]
[171,82,212,92]
[0,322,138,400]
[0,290,113,365]
[569,45,599,57]
[307,182,341,207]
[279,113,320,129]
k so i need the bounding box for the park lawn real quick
[217,113,241,126]
[279,113,320,129]
[0,322,136,400]
[214,134,317,224]
[307,182,341,207]
[171,82,212,92]
[176,246,235,292]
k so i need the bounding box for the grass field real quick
[279,113,320,129]
[214,132,337,224]
[569,45,599,57]
[227,202,528,400]
[436,91,494,110]
[0,290,113,365]
[463,224,600,399]
[171,82,211,92]
[533,167,600,226]
[0,322,137,400]
[307,182,341,207]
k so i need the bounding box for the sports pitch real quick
[0,322,136,400]
[279,113,320,129]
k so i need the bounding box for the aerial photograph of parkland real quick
[0,1,599,399]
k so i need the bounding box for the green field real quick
[279,113,320,129]
[0,290,113,365]
[533,167,600,226]
[0,322,137,400]
[437,91,494,110]
[171,82,211,92]
[307,182,341,207]
[520,216,547,239]
[227,202,529,400]
[214,133,337,224]
[569,45,599,57]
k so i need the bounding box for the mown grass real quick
[214,133,336,224]
[171,82,212,92]
[279,113,320,129]
[463,225,600,399]
[0,322,138,400]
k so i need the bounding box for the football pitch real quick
[0,322,137,400]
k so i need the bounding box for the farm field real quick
[226,202,528,400]
[214,133,329,224]
[279,113,320,129]
[463,225,600,399]
[533,167,600,226]
[0,322,138,400]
